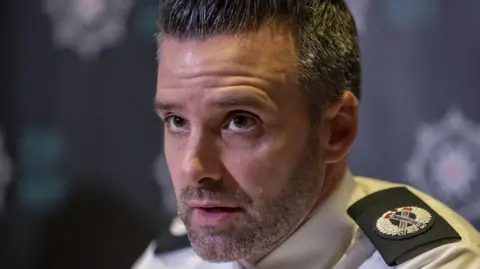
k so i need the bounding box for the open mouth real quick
[192,206,244,225]
[201,207,243,213]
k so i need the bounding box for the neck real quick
[243,159,348,266]
[307,159,347,218]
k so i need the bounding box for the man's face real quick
[156,28,327,262]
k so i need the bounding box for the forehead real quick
[157,26,298,85]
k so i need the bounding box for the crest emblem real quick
[406,108,480,222]
[44,0,134,59]
[376,206,434,239]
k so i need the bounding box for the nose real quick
[182,132,223,185]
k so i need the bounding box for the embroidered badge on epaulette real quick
[347,187,461,266]
[375,206,434,240]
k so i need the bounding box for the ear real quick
[322,91,359,164]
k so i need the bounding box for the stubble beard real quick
[179,131,323,263]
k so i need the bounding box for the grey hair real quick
[157,0,360,118]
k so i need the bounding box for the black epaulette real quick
[347,187,461,266]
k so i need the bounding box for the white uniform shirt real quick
[133,171,480,269]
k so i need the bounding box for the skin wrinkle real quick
[156,23,358,265]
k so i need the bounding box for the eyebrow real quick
[154,95,274,113]
[154,101,183,113]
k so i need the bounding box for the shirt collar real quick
[238,170,364,269]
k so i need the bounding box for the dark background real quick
[1,0,479,268]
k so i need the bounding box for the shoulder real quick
[350,176,480,267]
[353,176,480,247]
[359,244,480,269]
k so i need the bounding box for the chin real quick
[193,247,238,263]
[190,235,250,263]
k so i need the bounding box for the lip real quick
[191,207,244,227]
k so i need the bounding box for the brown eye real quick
[165,115,190,134]
[226,114,257,133]
[172,116,186,127]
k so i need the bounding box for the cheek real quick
[224,144,294,198]
[224,122,311,199]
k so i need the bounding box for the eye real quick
[225,113,258,133]
[164,115,190,134]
